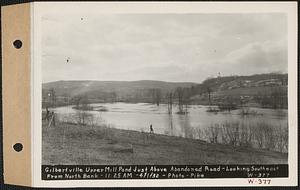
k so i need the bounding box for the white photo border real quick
[32,1,298,187]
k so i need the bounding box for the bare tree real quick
[150,88,161,106]
[110,91,117,102]
[74,95,93,125]
[167,92,173,114]
[221,122,240,146]
[238,124,253,147]
[183,90,190,114]
[271,87,287,109]
[207,87,212,105]
[155,89,162,106]
[276,124,288,152]
[205,124,220,143]
[73,96,82,109]
[256,87,287,109]
[176,87,184,114]
[150,89,156,104]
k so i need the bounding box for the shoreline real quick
[43,101,289,111]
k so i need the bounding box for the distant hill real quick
[190,73,288,108]
[42,80,197,99]
[42,73,288,108]
[195,73,287,92]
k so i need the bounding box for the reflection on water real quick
[51,102,288,139]
[164,114,174,136]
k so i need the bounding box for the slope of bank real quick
[42,122,288,165]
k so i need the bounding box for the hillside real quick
[197,73,287,92]
[42,73,288,108]
[190,73,288,108]
[42,80,196,104]
[43,80,196,94]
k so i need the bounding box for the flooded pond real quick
[51,102,288,139]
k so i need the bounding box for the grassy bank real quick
[42,121,287,165]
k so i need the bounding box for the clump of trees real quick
[255,87,287,109]
[253,122,288,152]
[147,87,192,115]
[199,121,288,153]
[217,96,238,112]
[150,88,162,106]
[73,95,95,125]
[175,87,191,114]
[205,124,220,144]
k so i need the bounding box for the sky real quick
[41,13,287,83]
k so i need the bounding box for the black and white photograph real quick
[36,2,297,185]
[42,12,288,163]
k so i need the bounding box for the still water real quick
[52,103,288,138]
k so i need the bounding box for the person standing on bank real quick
[150,124,154,134]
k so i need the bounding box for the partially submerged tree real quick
[155,89,162,106]
[207,87,212,105]
[176,87,184,114]
[183,91,190,114]
[166,92,173,114]
[150,88,162,106]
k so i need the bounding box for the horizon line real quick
[42,72,288,84]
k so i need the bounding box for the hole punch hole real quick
[13,40,22,49]
[13,143,23,152]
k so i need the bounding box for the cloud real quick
[41,13,287,83]
[223,39,287,73]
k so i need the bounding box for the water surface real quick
[51,103,288,139]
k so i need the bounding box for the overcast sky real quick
[42,13,287,83]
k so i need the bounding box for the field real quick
[42,121,288,165]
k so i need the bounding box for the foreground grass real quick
[42,122,287,165]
